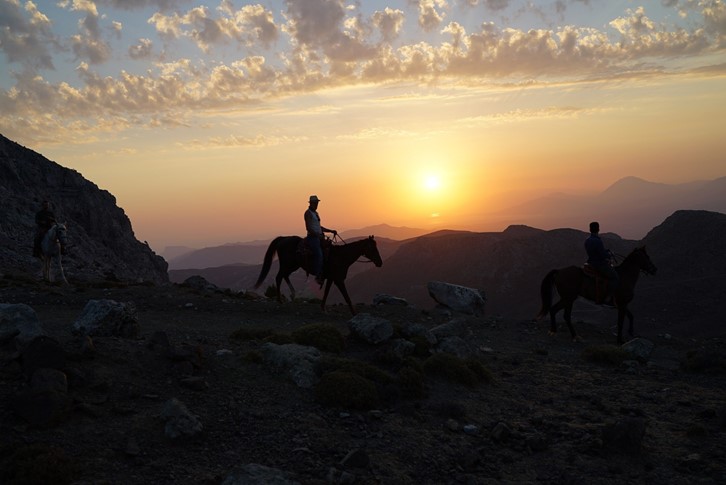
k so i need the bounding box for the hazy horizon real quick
[2,1,724,252]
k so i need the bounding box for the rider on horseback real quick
[33,200,56,258]
[584,221,618,305]
[304,195,337,286]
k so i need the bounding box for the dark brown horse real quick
[254,235,383,314]
[536,246,657,344]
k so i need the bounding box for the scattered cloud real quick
[1,0,724,144]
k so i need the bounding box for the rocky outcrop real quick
[0,134,167,284]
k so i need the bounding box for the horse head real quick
[363,235,383,267]
[633,246,657,275]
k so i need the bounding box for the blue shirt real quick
[585,235,610,265]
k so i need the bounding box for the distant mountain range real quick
[166,176,726,270]
[494,176,726,239]
[165,224,430,270]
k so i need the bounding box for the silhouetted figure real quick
[584,221,618,304]
[304,195,337,286]
[33,200,56,258]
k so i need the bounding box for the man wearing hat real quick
[305,195,337,286]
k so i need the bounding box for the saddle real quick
[296,237,332,272]
[583,263,609,304]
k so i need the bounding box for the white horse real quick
[40,222,68,285]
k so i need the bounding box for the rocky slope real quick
[0,134,167,284]
[0,278,724,485]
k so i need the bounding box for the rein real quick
[329,234,377,264]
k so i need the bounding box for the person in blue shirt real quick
[304,195,337,286]
[585,221,618,305]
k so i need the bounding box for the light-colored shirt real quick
[305,208,321,237]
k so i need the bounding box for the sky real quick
[1,0,725,252]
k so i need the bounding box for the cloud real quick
[129,38,153,59]
[0,0,58,70]
[2,1,724,144]
[283,0,376,62]
[410,0,447,32]
[148,3,278,51]
[372,7,405,42]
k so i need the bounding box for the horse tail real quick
[254,236,284,289]
[536,269,558,320]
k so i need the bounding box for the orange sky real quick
[2,1,725,251]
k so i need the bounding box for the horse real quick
[254,235,383,315]
[536,246,657,344]
[40,222,68,285]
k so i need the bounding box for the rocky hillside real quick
[0,134,168,284]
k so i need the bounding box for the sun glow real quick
[423,174,441,191]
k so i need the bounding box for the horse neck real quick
[335,240,367,265]
[617,255,642,286]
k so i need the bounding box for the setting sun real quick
[423,174,441,191]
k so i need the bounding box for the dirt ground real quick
[1,277,725,484]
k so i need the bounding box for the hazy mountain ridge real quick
[167,176,725,271]
[497,176,726,239]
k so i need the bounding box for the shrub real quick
[292,323,345,353]
[0,443,78,485]
[243,350,263,363]
[423,353,488,387]
[409,335,433,357]
[464,358,494,384]
[315,371,379,410]
[229,327,275,341]
[264,285,288,301]
[397,366,425,399]
[321,357,393,384]
[264,333,295,345]
[682,350,726,373]
[581,345,629,366]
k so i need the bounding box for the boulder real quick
[621,338,654,363]
[427,281,486,315]
[0,303,46,349]
[72,299,140,338]
[348,313,393,344]
[262,343,321,388]
[373,294,409,306]
[161,398,203,439]
[222,464,300,485]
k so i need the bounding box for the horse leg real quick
[335,281,356,315]
[284,276,295,301]
[274,272,285,302]
[563,300,581,342]
[57,254,68,285]
[548,300,564,335]
[43,257,51,283]
[626,309,635,338]
[320,280,334,312]
[616,308,626,345]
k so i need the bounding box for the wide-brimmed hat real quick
[309,195,320,202]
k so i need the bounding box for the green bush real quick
[315,371,379,410]
[397,366,425,399]
[263,284,289,301]
[229,327,275,341]
[264,333,295,345]
[682,350,726,373]
[409,335,433,357]
[581,345,629,366]
[0,443,78,485]
[423,353,490,387]
[321,357,393,384]
[292,323,345,353]
[243,350,263,363]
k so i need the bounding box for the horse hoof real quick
[548,331,556,337]
[572,336,583,343]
